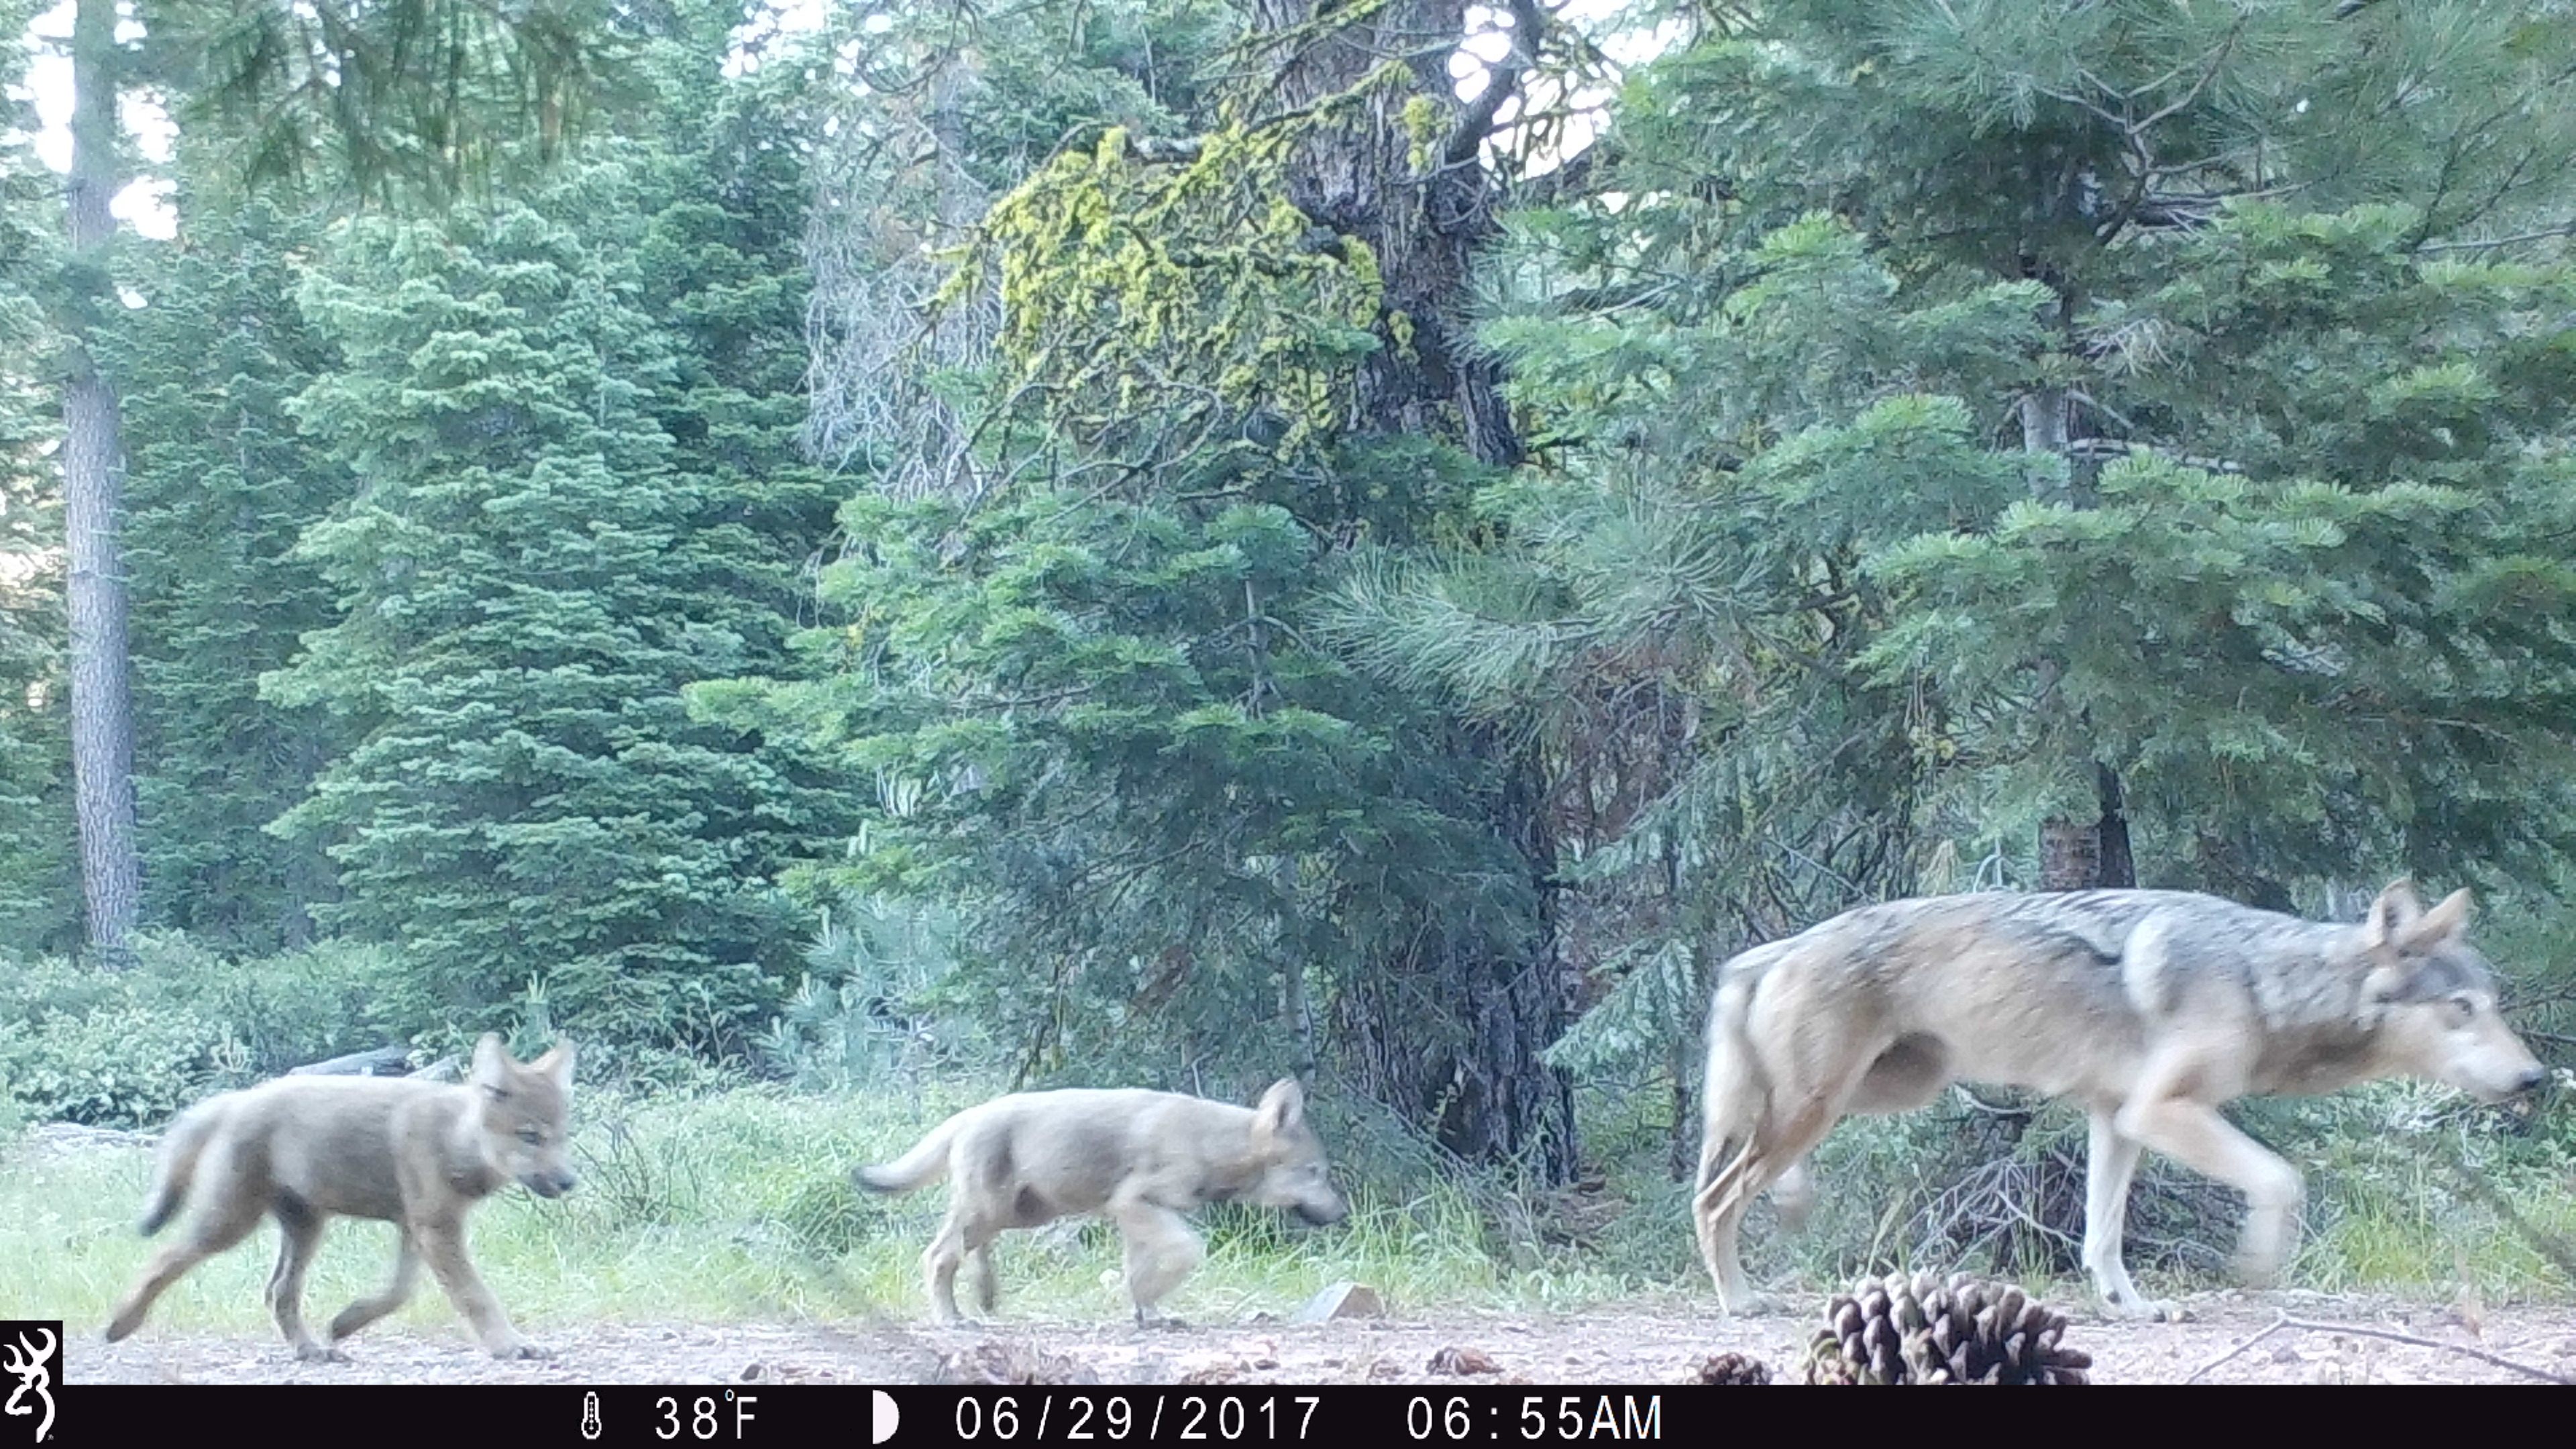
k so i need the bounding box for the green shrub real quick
[0,933,404,1127]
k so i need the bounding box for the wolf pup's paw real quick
[293,1342,352,1364]
[491,1338,553,1361]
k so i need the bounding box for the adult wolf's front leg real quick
[2079,1110,2179,1320]
[2114,1087,2304,1289]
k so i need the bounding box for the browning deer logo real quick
[1,1323,57,1444]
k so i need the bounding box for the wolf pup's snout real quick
[527,1169,578,1198]
[2515,1065,2550,1095]
[1295,1199,1346,1228]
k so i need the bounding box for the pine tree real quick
[1715,0,2576,898]
[1363,0,2576,1157]
[109,193,350,951]
[0,0,77,953]
[269,154,816,1049]
[720,0,1588,1172]
[38,0,622,966]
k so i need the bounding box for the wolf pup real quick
[1694,880,2548,1320]
[105,1033,578,1361]
[857,1079,1347,1326]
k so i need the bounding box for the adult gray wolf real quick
[1693,881,2547,1320]
[104,1033,578,1360]
[856,1079,1347,1326]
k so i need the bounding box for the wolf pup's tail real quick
[854,1113,966,1195]
[136,1098,225,1236]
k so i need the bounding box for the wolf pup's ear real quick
[1254,1078,1305,1137]
[2407,888,2475,949]
[2365,879,2426,948]
[533,1039,577,1091]
[471,1032,511,1095]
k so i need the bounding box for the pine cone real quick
[1692,1352,1772,1385]
[1803,1272,2092,1385]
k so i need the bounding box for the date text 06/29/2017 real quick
[936,1391,1663,1443]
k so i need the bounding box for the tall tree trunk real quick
[2022,367,2135,890]
[1252,0,1574,1179]
[64,0,140,965]
[1252,0,1525,468]
[2092,762,2135,889]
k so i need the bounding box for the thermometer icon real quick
[580,1391,602,1441]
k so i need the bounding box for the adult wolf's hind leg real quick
[1694,1138,1811,1314]
[266,1198,339,1361]
[329,1227,423,1344]
[1695,1069,1874,1316]
[1768,1161,1816,1234]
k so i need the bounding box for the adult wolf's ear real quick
[2408,888,2475,949]
[1253,1078,1306,1138]
[2355,887,2478,1028]
[2364,879,2426,949]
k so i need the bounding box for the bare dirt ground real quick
[63,1290,2576,1386]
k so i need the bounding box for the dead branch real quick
[286,1044,412,1077]
[2184,1311,2292,1383]
[2188,1308,2573,1384]
[1444,0,1550,166]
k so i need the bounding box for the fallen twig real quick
[2183,1311,2290,1383]
[2187,1311,2573,1385]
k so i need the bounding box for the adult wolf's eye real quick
[2447,995,2476,1025]
[519,1127,544,1145]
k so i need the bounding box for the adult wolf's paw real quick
[2229,1248,2284,1291]
[294,1342,352,1364]
[2102,1295,2184,1323]
[492,1339,553,1361]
